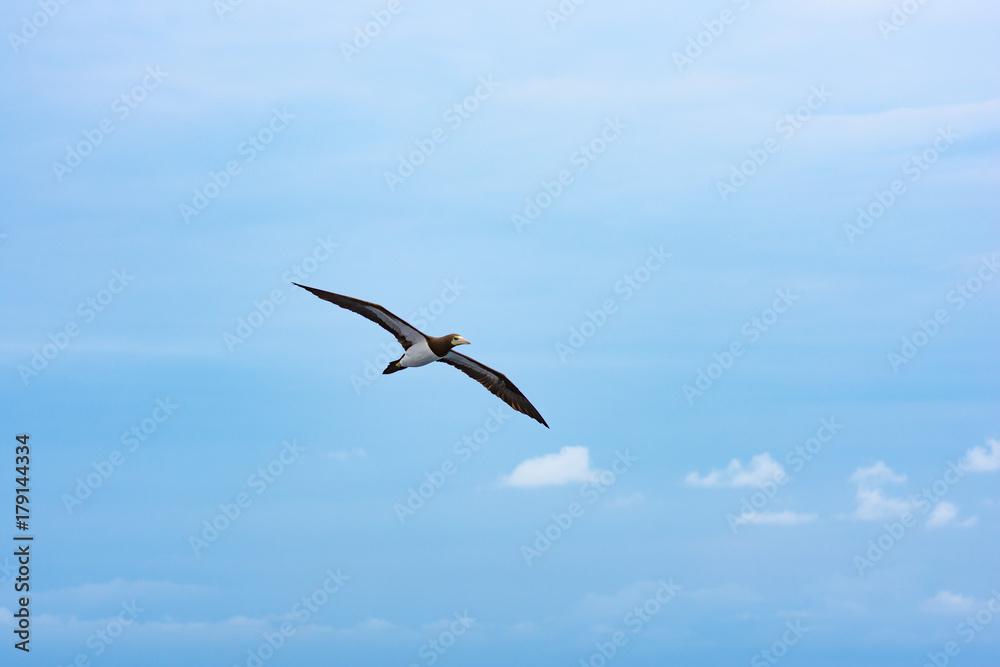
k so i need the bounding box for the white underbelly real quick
[400,339,437,367]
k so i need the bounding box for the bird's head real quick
[448,335,471,347]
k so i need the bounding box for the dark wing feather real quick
[439,350,548,428]
[293,283,425,350]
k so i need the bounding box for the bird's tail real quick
[382,357,404,375]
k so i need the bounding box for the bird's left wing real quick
[438,350,549,428]
[293,283,426,349]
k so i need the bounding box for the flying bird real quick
[293,283,548,428]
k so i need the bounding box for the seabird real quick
[293,283,548,428]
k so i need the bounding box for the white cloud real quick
[685,453,784,488]
[3,606,419,646]
[960,439,1000,473]
[849,461,906,488]
[920,591,978,615]
[0,607,287,644]
[34,579,211,615]
[852,488,912,520]
[329,448,367,461]
[849,462,912,521]
[502,446,599,487]
[737,511,818,526]
[926,502,958,528]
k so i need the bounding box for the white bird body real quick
[399,339,436,368]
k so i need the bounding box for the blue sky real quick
[1,0,998,665]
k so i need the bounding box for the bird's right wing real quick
[293,283,425,350]
[438,350,549,428]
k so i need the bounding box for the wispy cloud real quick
[919,591,979,615]
[574,579,672,621]
[849,462,912,521]
[960,438,1000,473]
[925,502,958,528]
[329,448,368,461]
[35,578,211,614]
[502,446,599,487]
[850,461,906,488]
[686,453,784,488]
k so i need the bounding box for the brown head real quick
[427,334,470,357]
